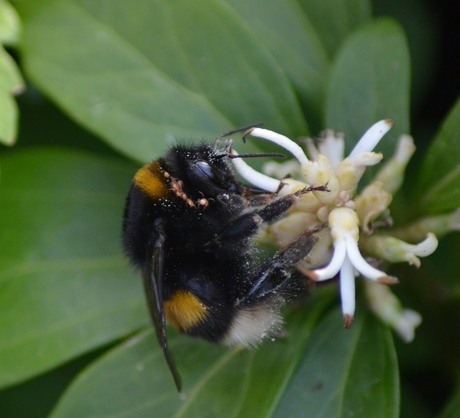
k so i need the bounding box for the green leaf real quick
[50,300,329,418]
[18,0,306,162]
[298,0,371,59]
[0,0,21,44]
[0,148,146,387]
[51,304,398,418]
[439,383,460,418]
[0,1,23,146]
[214,0,371,131]
[0,45,24,146]
[273,310,399,418]
[326,18,410,156]
[412,98,460,214]
[222,0,330,128]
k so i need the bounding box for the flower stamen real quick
[231,120,441,340]
[349,119,393,156]
[243,128,309,167]
[230,149,281,192]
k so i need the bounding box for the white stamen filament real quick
[345,235,395,282]
[231,150,280,192]
[340,256,356,318]
[312,237,347,280]
[247,128,310,167]
[349,119,393,157]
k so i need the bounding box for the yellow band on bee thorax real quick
[134,162,169,199]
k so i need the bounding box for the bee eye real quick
[195,160,214,179]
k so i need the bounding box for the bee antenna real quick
[214,150,286,160]
[227,152,286,159]
[215,123,263,143]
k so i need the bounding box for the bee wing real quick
[143,224,182,392]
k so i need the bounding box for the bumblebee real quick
[122,127,323,391]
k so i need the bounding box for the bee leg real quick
[210,192,303,246]
[239,230,321,305]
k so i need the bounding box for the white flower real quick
[231,120,440,338]
[365,281,422,342]
[361,233,438,268]
[306,207,397,327]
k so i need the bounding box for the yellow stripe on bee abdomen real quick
[134,162,169,199]
[164,290,208,331]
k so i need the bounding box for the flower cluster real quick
[231,120,451,342]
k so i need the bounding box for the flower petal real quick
[361,233,438,268]
[411,233,439,257]
[263,160,300,179]
[391,209,460,242]
[395,310,423,343]
[337,152,383,189]
[355,181,393,234]
[301,155,340,203]
[318,130,345,168]
[304,130,345,169]
[365,281,422,342]
[375,134,415,194]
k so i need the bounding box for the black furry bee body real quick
[122,135,320,391]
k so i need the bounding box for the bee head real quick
[165,144,241,198]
